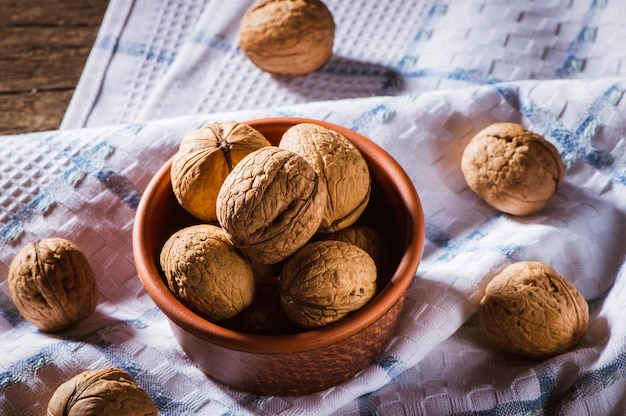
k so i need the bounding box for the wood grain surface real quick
[0,1,108,135]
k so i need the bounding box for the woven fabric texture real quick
[3,0,626,415]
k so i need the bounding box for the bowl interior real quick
[133,117,425,353]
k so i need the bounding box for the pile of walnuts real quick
[161,121,384,332]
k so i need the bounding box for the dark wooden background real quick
[0,1,109,135]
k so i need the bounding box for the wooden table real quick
[0,0,109,135]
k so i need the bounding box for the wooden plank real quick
[0,26,96,92]
[0,0,106,27]
[0,90,74,135]
[0,0,109,134]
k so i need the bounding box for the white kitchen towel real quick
[2,77,626,415]
[62,0,626,129]
[11,0,626,414]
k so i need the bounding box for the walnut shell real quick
[238,0,335,76]
[478,261,589,358]
[321,224,386,272]
[278,240,377,329]
[216,146,327,264]
[171,121,271,222]
[160,224,255,321]
[47,367,157,416]
[8,238,97,332]
[280,123,370,233]
[221,283,298,335]
[461,122,565,216]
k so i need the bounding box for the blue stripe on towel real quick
[95,35,177,65]
[1,318,197,414]
[448,349,626,415]
[348,104,396,132]
[376,354,405,378]
[432,213,524,262]
[191,31,240,55]
[0,290,26,328]
[424,218,452,249]
[556,0,607,78]
[357,392,383,416]
[93,166,142,209]
[398,67,504,86]
[221,394,268,416]
[516,81,626,181]
[0,129,143,243]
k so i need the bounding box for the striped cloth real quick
[62,0,626,129]
[3,1,626,415]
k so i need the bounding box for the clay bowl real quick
[133,117,425,396]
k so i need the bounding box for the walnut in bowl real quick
[133,117,424,395]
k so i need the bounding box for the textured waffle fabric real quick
[3,0,626,415]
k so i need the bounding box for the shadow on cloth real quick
[273,55,405,101]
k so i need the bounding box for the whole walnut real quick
[47,367,157,416]
[221,283,298,335]
[160,224,255,321]
[216,146,327,264]
[8,238,97,332]
[461,122,565,216]
[478,261,589,358]
[171,121,271,222]
[280,123,370,233]
[321,224,386,271]
[238,0,335,76]
[250,261,275,286]
[279,240,377,329]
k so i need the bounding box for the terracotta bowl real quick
[133,117,425,396]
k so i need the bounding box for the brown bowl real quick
[132,117,425,396]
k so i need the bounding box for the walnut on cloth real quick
[8,237,97,332]
[461,122,565,216]
[160,224,256,321]
[171,121,271,222]
[278,240,377,329]
[478,261,589,359]
[216,146,327,264]
[238,0,335,76]
[47,367,157,416]
[279,122,370,233]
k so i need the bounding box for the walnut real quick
[321,224,386,271]
[280,123,370,233]
[461,122,565,216]
[8,238,97,332]
[238,0,335,76]
[278,240,377,329]
[47,367,157,416]
[160,224,255,321]
[250,261,275,286]
[216,146,327,264]
[221,283,298,335]
[171,121,271,222]
[478,261,589,358]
